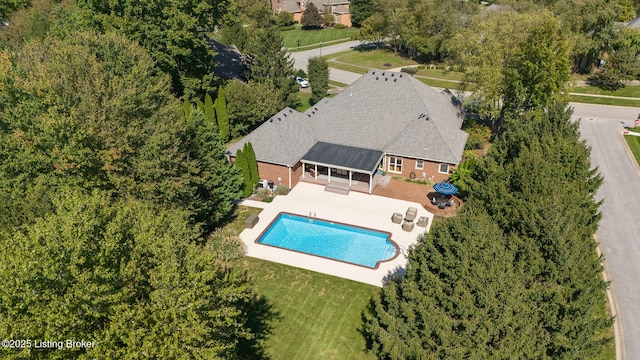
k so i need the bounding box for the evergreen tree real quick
[301,2,323,29]
[235,148,252,197]
[245,142,260,188]
[365,102,612,358]
[350,0,376,27]
[308,56,329,104]
[244,26,299,110]
[364,210,543,358]
[215,85,230,143]
[204,92,216,126]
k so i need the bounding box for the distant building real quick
[273,0,352,27]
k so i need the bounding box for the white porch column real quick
[328,166,331,182]
[288,166,292,189]
[314,164,318,180]
[369,173,373,194]
[349,171,352,186]
[302,162,305,178]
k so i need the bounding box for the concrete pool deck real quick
[237,182,434,287]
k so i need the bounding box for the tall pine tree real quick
[215,85,230,143]
[308,56,329,105]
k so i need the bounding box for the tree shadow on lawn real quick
[235,292,282,360]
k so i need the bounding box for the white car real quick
[295,76,309,88]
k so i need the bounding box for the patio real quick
[237,182,434,287]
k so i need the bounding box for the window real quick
[439,163,449,174]
[415,160,424,170]
[388,156,403,173]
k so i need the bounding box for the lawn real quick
[281,27,359,50]
[569,85,640,98]
[568,95,640,107]
[223,205,378,360]
[234,257,379,360]
[625,133,640,166]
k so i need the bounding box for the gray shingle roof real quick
[628,17,640,29]
[228,71,468,167]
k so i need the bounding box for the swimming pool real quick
[256,212,399,268]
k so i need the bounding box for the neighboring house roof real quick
[333,4,350,14]
[302,142,383,172]
[228,70,468,167]
[628,16,640,30]
[281,0,300,13]
[209,40,244,80]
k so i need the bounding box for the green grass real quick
[282,27,359,50]
[327,48,418,69]
[234,257,379,360]
[296,92,313,112]
[329,79,349,88]
[569,85,640,98]
[568,95,640,107]
[625,134,640,166]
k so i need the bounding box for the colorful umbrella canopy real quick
[433,182,458,195]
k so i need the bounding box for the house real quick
[227,70,468,194]
[273,0,352,27]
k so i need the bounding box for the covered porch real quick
[299,142,383,194]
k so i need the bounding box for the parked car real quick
[295,76,309,88]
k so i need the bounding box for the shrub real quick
[463,119,491,150]
[417,65,425,70]
[275,184,290,195]
[400,67,419,75]
[206,227,245,262]
[278,25,296,31]
[296,69,307,78]
[335,23,347,29]
[261,196,274,203]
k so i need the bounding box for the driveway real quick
[572,102,640,360]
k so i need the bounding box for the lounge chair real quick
[391,212,403,224]
[405,207,418,221]
[417,216,429,227]
[402,220,415,232]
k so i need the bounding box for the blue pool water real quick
[257,213,398,268]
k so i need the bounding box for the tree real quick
[0,189,257,359]
[235,147,252,197]
[359,13,388,47]
[590,26,640,90]
[224,80,282,137]
[449,11,570,132]
[244,26,299,110]
[363,210,543,358]
[74,0,232,98]
[215,85,230,143]
[0,31,241,232]
[308,56,329,104]
[350,0,376,27]
[203,92,217,127]
[0,0,28,20]
[301,2,323,29]
[245,142,260,189]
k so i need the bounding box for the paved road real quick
[572,103,640,360]
[290,40,362,71]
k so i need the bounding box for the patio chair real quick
[431,196,438,205]
[391,212,403,224]
[417,216,429,227]
[446,199,454,207]
[438,202,446,209]
[405,207,418,222]
[402,220,415,232]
